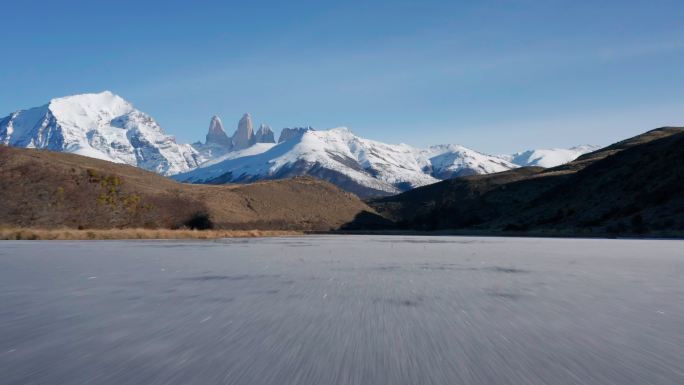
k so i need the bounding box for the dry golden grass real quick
[0,228,303,240]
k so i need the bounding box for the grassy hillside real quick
[369,127,684,236]
[0,146,373,231]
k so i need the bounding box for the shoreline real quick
[0,228,304,240]
[2,227,683,240]
[327,229,684,240]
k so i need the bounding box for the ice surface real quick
[1,236,683,385]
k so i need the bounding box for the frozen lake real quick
[1,236,683,385]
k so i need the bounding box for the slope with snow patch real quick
[500,145,600,168]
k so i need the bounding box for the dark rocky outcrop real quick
[278,127,313,143]
[255,124,275,144]
[205,116,232,147]
[232,113,254,150]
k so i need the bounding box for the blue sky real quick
[2,0,683,153]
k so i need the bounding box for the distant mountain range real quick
[366,127,684,236]
[0,91,598,196]
[174,128,521,197]
[2,91,681,237]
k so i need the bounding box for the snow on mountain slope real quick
[174,127,517,197]
[501,145,600,168]
[0,91,200,175]
[200,142,277,167]
[175,128,435,196]
[425,144,516,179]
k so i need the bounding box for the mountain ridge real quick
[1,91,598,196]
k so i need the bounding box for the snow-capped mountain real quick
[173,127,518,197]
[1,91,598,197]
[0,91,200,175]
[499,145,600,168]
[425,144,516,179]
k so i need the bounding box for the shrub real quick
[184,212,214,230]
[55,186,65,201]
[86,169,100,182]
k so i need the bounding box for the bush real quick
[184,212,214,230]
[86,168,100,182]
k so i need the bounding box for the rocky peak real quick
[205,116,231,147]
[278,126,314,143]
[232,113,254,150]
[255,124,275,144]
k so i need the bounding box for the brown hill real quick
[0,146,373,231]
[368,127,684,236]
